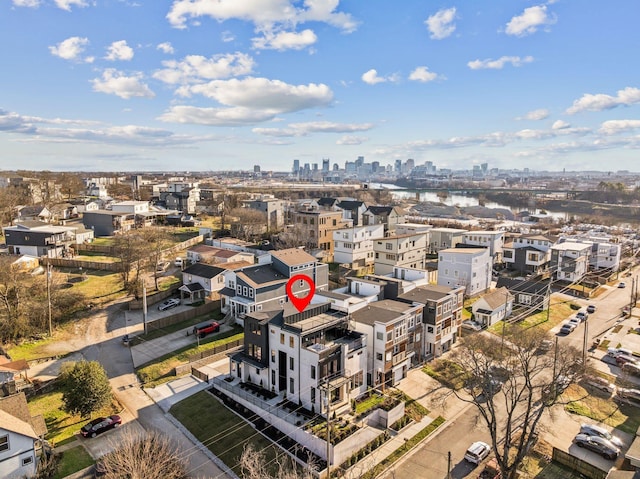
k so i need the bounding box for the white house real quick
[471,287,514,327]
[428,227,466,253]
[437,247,492,297]
[111,200,150,214]
[180,263,227,301]
[549,242,591,282]
[462,230,504,263]
[332,224,384,270]
[0,409,39,479]
[373,232,427,275]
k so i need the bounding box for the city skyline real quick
[1,1,640,172]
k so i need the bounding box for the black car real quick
[81,415,122,438]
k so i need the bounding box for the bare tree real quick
[98,431,188,479]
[230,207,267,242]
[112,230,147,298]
[141,227,173,290]
[449,326,582,479]
[239,444,316,479]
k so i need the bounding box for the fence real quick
[174,340,242,376]
[145,300,220,332]
[75,243,115,255]
[129,285,181,310]
[47,257,121,272]
[551,447,607,479]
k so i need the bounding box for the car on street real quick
[174,257,184,268]
[587,304,596,314]
[619,282,627,288]
[568,317,581,327]
[81,415,122,438]
[582,375,616,394]
[607,347,633,358]
[192,321,220,338]
[156,261,170,273]
[617,388,640,404]
[573,433,620,460]
[465,441,491,465]
[622,362,640,377]
[158,298,180,311]
[579,424,624,448]
[560,323,576,335]
[461,320,483,332]
[575,311,588,321]
[615,354,638,367]
[537,339,554,353]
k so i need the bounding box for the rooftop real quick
[351,299,419,326]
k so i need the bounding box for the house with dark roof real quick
[496,277,549,312]
[471,287,514,327]
[82,210,135,236]
[362,205,405,232]
[180,263,227,302]
[3,221,76,258]
[0,392,47,479]
[16,205,51,223]
[336,200,368,226]
[502,234,553,274]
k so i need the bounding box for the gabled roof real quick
[317,197,338,207]
[180,283,205,293]
[236,265,287,288]
[182,263,226,279]
[270,248,316,266]
[365,205,401,216]
[0,409,38,439]
[337,200,365,210]
[0,392,45,437]
[479,287,514,309]
[0,359,29,373]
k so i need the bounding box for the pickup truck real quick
[478,458,501,479]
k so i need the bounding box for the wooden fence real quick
[173,341,242,376]
[47,257,121,272]
[145,300,220,332]
[551,447,607,479]
[129,284,181,310]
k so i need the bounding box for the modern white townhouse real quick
[428,227,466,253]
[461,230,504,263]
[502,233,554,275]
[373,232,427,275]
[332,224,385,270]
[549,241,591,282]
[437,247,492,297]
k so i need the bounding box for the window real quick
[311,387,316,403]
[290,378,294,394]
[271,350,276,363]
[22,456,33,466]
[376,353,383,361]
[427,326,434,333]
[376,331,384,341]
[289,357,294,370]
[272,370,276,385]
[387,331,392,341]
[0,434,8,452]
[280,333,285,344]
[386,243,392,250]
[289,336,294,348]
[243,286,248,296]
[249,288,254,298]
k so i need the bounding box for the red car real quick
[192,321,220,338]
[81,415,122,438]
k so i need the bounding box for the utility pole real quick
[142,284,148,335]
[582,315,589,366]
[325,376,331,479]
[630,277,636,317]
[545,279,552,323]
[46,262,52,337]
[447,451,452,479]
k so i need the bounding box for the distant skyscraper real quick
[312,163,318,171]
[481,162,488,173]
[355,156,365,168]
[253,165,261,173]
[394,159,402,172]
[405,159,415,173]
[333,163,339,171]
[293,159,300,173]
[322,158,330,172]
[371,161,380,172]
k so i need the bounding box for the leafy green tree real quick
[61,360,112,418]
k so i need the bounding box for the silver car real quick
[579,424,624,448]
[574,433,620,460]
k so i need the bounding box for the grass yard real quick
[488,295,579,334]
[170,390,279,476]
[136,328,243,387]
[354,393,386,415]
[63,270,125,302]
[131,310,224,346]
[563,384,640,435]
[28,388,122,446]
[52,445,94,479]
[422,359,469,390]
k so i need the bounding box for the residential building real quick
[291,208,350,259]
[471,287,514,327]
[395,223,433,237]
[111,200,150,214]
[502,233,553,275]
[332,224,384,270]
[373,232,427,275]
[362,205,405,232]
[16,206,51,223]
[336,200,368,226]
[82,210,134,236]
[461,230,504,263]
[549,242,591,282]
[558,236,621,272]
[496,277,549,312]
[351,299,423,388]
[242,196,286,231]
[428,227,466,253]
[3,221,76,258]
[437,247,492,297]
[186,244,254,265]
[180,263,228,302]
[397,284,464,359]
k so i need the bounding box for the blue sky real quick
[1,0,640,173]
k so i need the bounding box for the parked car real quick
[582,375,616,394]
[587,304,596,314]
[158,298,180,311]
[174,257,184,268]
[560,323,576,335]
[568,318,581,327]
[537,339,553,353]
[579,424,624,448]
[573,433,620,460]
[622,362,640,377]
[607,347,633,358]
[617,388,640,403]
[156,261,170,273]
[465,441,491,465]
[81,415,122,438]
[619,282,626,289]
[462,320,483,332]
[615,354,638,367]
[191,321,220,338]
[575,311,588,321]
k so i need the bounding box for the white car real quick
[461,320,483,332]
[464,441,491,464]
[582,375,616,394]
[158,298,180,311]
[580,424,624,448]
[174,257,184,267]
[607,347,633,358]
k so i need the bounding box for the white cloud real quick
[158,105,277,126]
[49,36,91,62]
[222,31,235,43]
[154,52,255,85]
[517,109,549,121]
[166,0,358,33]
[91,69,155,99]
[253,121,374,137]
[599,120,640,135]
[566,87,640,114]
[361,69,399,85]
[425,7,456,40]
[408,66,439,83]
[467,55,534,70]
[12,0,41,7]
[552,120,570,130]
[54,0,88,11]
[157,42,175,54]
[505,5,556,37]
[337,135,368,145]
[105,40,134,61]
[178,77,333,113]
[252,29,317,51]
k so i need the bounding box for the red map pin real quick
[286,274,315,312]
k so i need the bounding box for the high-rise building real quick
[253,165,261,173]
[333,163,339,171]
[355,156,365,168]
[371,161,380,172]
[312,163,318,171]
[292,159,300,173]
[322,158,330,172]
[394,159,402,172]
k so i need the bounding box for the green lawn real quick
[63,270,125,302]
[28,388,121,446]
[487,294,579,334]
[136,328,243,387]
[53,445,94,479]
[170,390,279,476]
[130,310,224,346]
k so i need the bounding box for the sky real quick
[1,1,640,173]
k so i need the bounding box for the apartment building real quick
[558,236,621,272]
[373,232,427,275]
[397,284,464,359]
[351,300,423,388]
[428,227,466,253]
[291,208,350,259]
[502,234,553,274]
[437,247,492,297]
[461,230,504,263]
[333,224,385,270]
[549,241,591,282]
